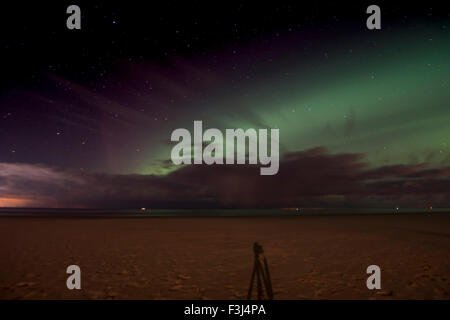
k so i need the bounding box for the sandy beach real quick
[1,213,449,300]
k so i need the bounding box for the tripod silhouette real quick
[247,242,273,300]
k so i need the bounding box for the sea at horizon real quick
[0,207,449,217]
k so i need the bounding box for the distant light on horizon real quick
[0,197,31,207]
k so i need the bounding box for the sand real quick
[0,213,449,300]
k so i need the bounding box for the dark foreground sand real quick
[1,214,450,300]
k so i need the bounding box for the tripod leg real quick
[256,260,271,300]
[263,257,274,300]
[256,260,263,300]
[256,261,268,300]
[247,258,257,299]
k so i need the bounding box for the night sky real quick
[1,2,449,208]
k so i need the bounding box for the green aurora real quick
[137,24,450,175]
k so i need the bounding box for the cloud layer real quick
[1,147,450,208]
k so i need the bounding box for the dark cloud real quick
[362,164,428,179]
[1,147,450,208]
